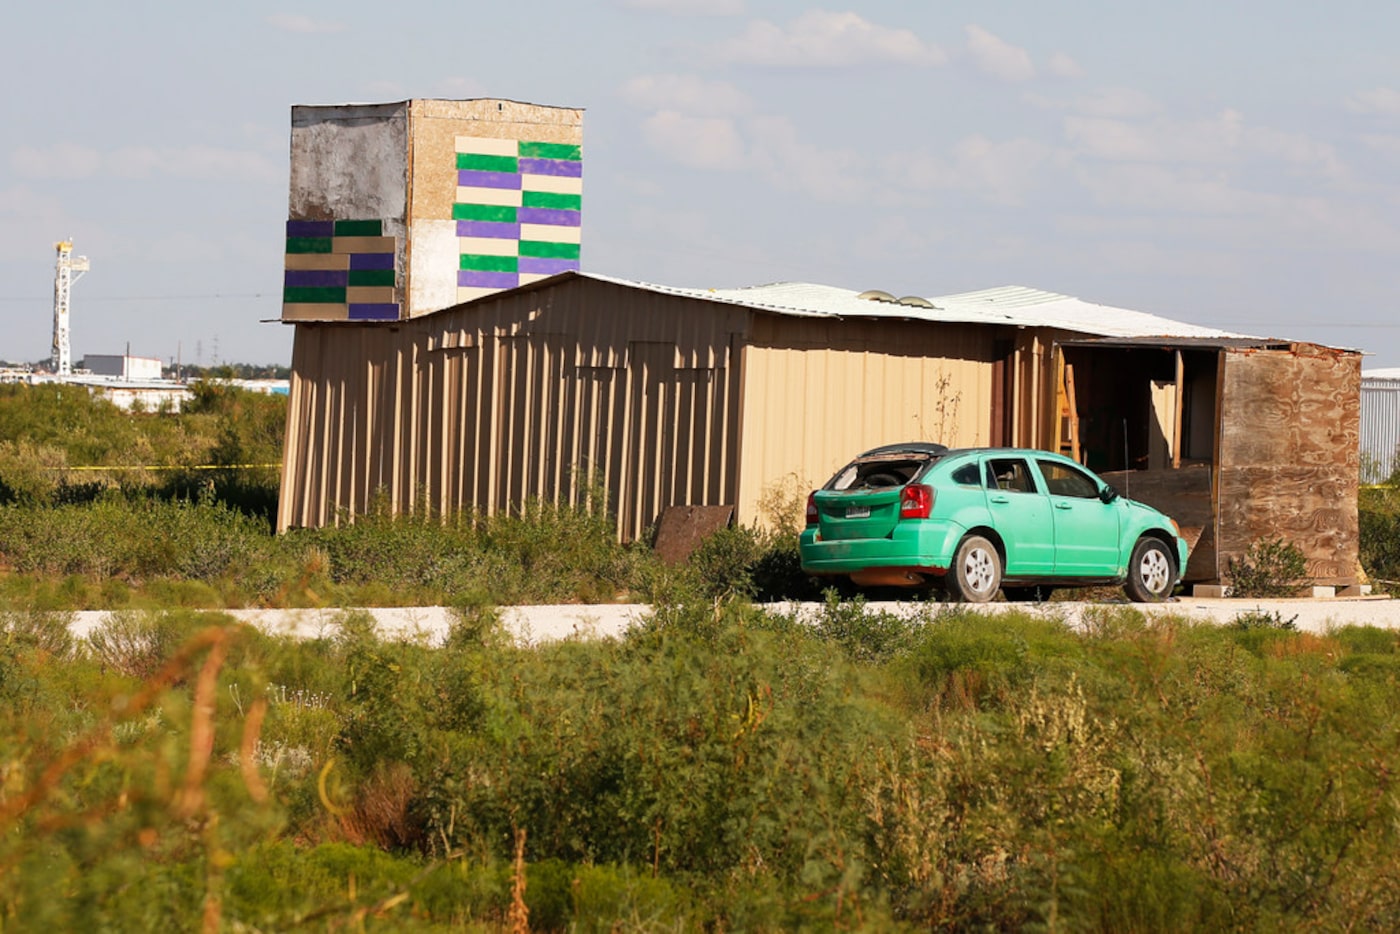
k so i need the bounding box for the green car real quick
[800,443,1188,602]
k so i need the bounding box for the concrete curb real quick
[61,595,1400,643]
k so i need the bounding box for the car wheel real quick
[1125,537,1175,602]
[1003,585,1053,602]
[950,535,1001,603]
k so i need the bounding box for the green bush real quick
[9,607,1400,928]
[1360,486,1400,592]
[1227,537,1309,597]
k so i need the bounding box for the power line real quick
[0,293,272,303]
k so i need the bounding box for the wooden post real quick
[1172,350,1184,469]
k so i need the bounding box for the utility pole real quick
[51,240,90,376]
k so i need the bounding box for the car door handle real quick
[990,494,1009,504]
[1054,502,1073,510]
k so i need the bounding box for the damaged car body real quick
[799,443,1188,602]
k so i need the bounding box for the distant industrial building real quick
[83,353,163,381]
[1362,368,1400,483]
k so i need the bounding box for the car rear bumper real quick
[799,518,964,575]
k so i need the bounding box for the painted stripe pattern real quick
[282,219,400,321]
[455,136,581,301]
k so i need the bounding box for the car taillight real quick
[806,491,819,526]
[900,484,934,519]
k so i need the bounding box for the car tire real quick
[950,535,1001,603]
[1125,537,1176,602]
[1003,585,1053,603]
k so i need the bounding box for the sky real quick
[2,1,1399,368]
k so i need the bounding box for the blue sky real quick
[3,1,1399,367]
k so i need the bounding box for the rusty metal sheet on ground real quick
[653,505,735,565]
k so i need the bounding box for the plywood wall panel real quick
[1216,347,1362,583]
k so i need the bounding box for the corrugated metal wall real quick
[280,276,1112,540]
[278,280,748,540]
[1361,378,1400,483]
[737,315,998,524]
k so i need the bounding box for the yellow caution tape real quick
[56,464,281,472]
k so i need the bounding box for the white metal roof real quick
[575,273,1252,341]
[1364,368,1400,380]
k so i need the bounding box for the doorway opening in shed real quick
[1057,343,1220,473]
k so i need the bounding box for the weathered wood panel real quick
[1217,347,1361,583]
[1100,465,1215,581]
[1217,465,1357,582]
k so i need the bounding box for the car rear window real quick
[827,453,938,491]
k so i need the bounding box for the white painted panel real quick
[455,135,518,156]
[455,186,523,207]
[407,220,460,317]
[522,174,583,195]
[459,236,519,256]
[520,223,581,243]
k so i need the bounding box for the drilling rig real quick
[51,240,90,376]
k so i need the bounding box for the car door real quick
[1034,457,1122,576]
[983,455,1055,575]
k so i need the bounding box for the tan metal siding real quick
[735,316,996,527]
[278,280,746,540]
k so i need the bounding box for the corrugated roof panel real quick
[1363,368,1400,381]
[571,273,1257,341]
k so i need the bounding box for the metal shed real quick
[277,272,1363,587]
[1362,369,1400,483]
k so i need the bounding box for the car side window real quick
[986,457,1038,494]
[951,462,982,486]
[1037,460,1100,498]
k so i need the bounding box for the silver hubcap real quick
[964,547,996,594]
[1138,548,1170,594]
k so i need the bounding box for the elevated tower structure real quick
[51,240,90,376]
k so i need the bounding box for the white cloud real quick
[640,111,747,170]
[964,25,1035,82]
[717,10,944,67]
[887,135,1056,206]
[11,143,102,179]
[1046,52,1084,78]
[622,74,752,117]
[1072,87,1160,119]
[1345,87,1400,117]
[1063,109,1344,180]
[267,13,346,34]
[745,116,870,201]
[619,0,744,14]
[1071,162,1400,252]
[1025,87,1160,119]
[12,143,282,183]
[1360,133,1400,157]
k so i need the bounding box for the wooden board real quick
[1217,348,1362,584]
[1216,465,1359,582]
[652,505,736,565]
[1100,465,1216,581]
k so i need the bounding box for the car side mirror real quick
[1099,485,1119,504]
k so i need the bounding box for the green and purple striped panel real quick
[455,138,582,294]
[283,219,399,321]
